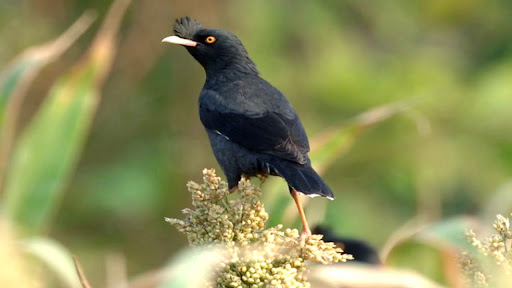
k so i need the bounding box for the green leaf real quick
[382,216,480,262]
[382,217,481,286]
[263,101,414,227]
[21,237,81,288]
[416,216,479,252]
[3,0,131,234]
[0,12,95,126]
[0,12,96,192]
[385,241,447,285]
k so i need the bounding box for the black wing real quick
[200,92,310,165]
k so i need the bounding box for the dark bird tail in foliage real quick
[313,225,382,265]
[270,159,334,200]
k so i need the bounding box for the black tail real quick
[270,159,334,199]
[313,226,381,265]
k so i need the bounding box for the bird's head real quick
[162,17,257,76]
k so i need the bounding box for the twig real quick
[73,256,93,288]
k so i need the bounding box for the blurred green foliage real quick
[1,0,512,287]
[3,11,112,234]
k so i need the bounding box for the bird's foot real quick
[298,227,312,246]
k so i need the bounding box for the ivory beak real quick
[162,36,198,47]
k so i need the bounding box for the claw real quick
[299,227,312,246]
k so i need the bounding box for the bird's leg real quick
[290,188,311,245]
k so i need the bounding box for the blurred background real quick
[1,0,512,287]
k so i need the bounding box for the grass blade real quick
[310,264,447,288]
[382,217,481,287]
[0,12,96,193]
[311,100,413,174]
[21,237,82,288]
[0,221,37,287]
[3,0,131,234]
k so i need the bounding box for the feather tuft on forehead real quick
[173,16,203,39]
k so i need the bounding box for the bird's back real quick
[202,75,296,117]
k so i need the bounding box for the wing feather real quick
[200,93,310,164]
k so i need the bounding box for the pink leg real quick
[290,188,311,244]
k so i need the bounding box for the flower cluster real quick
[167,169,352,288]
[461,213,512,287]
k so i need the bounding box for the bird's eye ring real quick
[205,36,216,44]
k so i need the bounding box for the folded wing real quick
[200,94,310,165]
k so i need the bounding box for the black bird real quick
[163,17,333,241]
[313,226,381,265]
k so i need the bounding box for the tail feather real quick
[270,159,334,199]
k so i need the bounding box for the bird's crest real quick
[173,16,203,40]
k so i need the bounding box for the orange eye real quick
[205,36,216,44]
